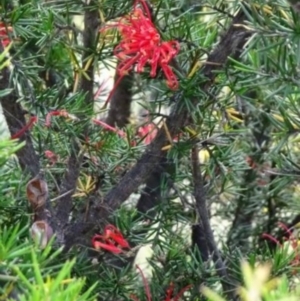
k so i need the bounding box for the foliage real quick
[1,0,300,300]
[0,225,96,300]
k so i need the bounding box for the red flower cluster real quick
[44,150,59,166]
[107,0,180,90]
[131,265,192,301]
[92,224,130,254]
[137,122,157,145]
[0,21,12,48]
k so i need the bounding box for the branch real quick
[102,10,250,212]
[191,223,210,262]
[136,156,173,216]
[105,71,134,127]
[0,52,40,177]
[0,46,58,244]
[191,146,236,299]
[80,2,99,105]
[55,142,82,228]
[64,10,251,244]
[227,91,271,251]
[54,1,99,240]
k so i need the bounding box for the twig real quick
[136,156,174,217]
[0,46,57,236]
[80,2,99,105]
[50,189,74,202]
[55,1,99,242]
[0,48,40,177]
[191,146,236,299]
[55,142,82,228]
[191,223,210,262]
[105,71,134,127]
[227,91,271,251]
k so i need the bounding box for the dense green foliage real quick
[2,0,300,300]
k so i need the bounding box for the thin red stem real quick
[11,116,37,140]
[278,222,298,250]
[262,233,281,246]
[101,74,124,109]
[173,284,192,301]
[135,265,152,301]
[278,222,293,236]
[94,77,110,100]
[92,119,126,138]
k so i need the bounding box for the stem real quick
[191,146,237,299]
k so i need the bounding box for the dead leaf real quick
[30,220,53,249]
[26,177,48,209]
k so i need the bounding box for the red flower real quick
[92,224,130,254]
[103,0,180,90]
[44,150,59,166]
[45,109,74,127]
[136,121,182,145]
[0,22,12,48]
[137,122,158,145]
[130,265,192,301]
[92,119,126,138]
[163,282,192,301]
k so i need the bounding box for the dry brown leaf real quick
[26,177,48,209]
[30,220,53,249]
